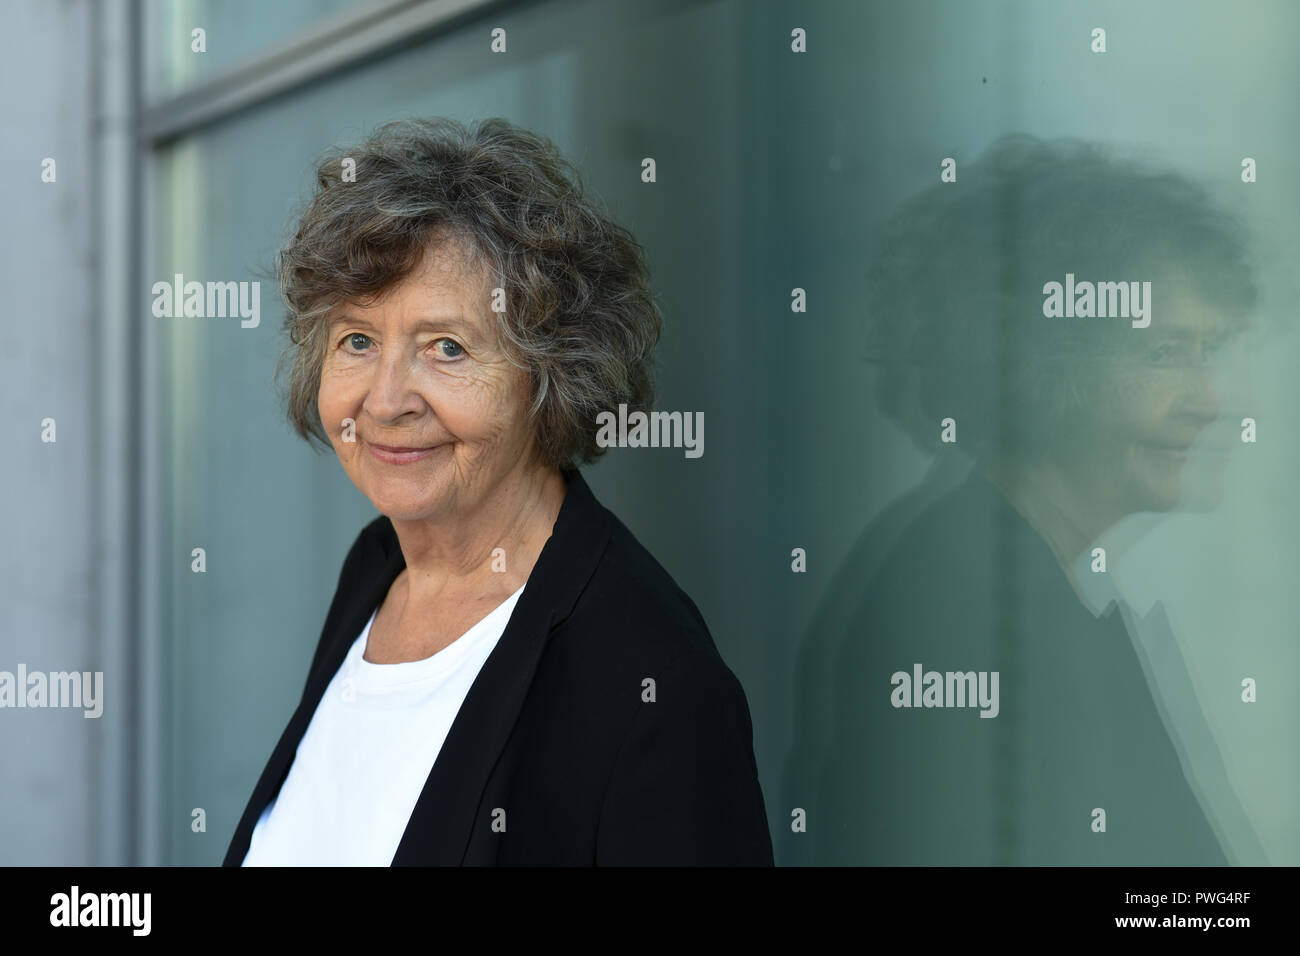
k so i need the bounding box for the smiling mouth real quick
[367,441,444,464]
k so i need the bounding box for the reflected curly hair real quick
[862,134,1258,462]
[276,116,662,470]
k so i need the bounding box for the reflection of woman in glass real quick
[786,135,1264,865]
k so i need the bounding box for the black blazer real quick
[224,467,773,866]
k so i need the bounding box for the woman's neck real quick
[983,459,1122,599]
[389,462,568,605]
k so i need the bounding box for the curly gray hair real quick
[276,116,662,470]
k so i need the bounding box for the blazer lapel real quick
[222,528,405,866]
[224,467,613,866]
[391,466,612,864]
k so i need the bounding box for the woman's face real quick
[1051,279,1244,517]
[317,237,538,523]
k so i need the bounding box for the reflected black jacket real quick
[786,465,1230,865]
[223,467,773,866]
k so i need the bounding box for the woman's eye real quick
[433,338,464,360]
[343,332,372,352]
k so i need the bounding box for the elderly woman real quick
[223,117,772,866]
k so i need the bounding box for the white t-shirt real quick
[242,584,525,866]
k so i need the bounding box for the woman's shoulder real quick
[562,506,725,674]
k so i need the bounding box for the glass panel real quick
[150,0,784,865]
[148,0,1300,866]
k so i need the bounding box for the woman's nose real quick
[364,351,424,422]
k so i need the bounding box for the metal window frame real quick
[140,0,518,144]
[92,0,143,867]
